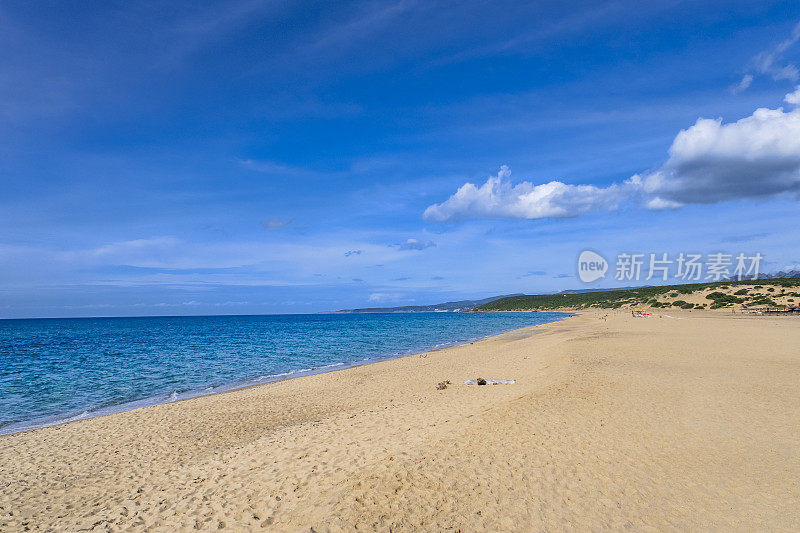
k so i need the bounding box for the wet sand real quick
[2,310,799,531]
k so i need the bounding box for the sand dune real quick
[2,310,799,531]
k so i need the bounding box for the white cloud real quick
[90,237,180,258]
[746,21,800,85]
[368,292,402,303]
[426,102,800,222]
[397,238,436,250]
[646,197,682,210]
[644,106,800,204]
[786,86,800,105]
[667,108,800,160]
[261,218,292,230]
[423,166,634,222]
[730,74,753,94]
[238,158,307,175]
[773,64,800,81]
[54,236,403,273]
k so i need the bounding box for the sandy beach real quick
[2,310,799,531]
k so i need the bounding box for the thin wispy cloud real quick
[753,21,800,79]
[730,74,753,94]
[159,0,281,67]
[89,237,180,259]
[0,1,280,126]
[300,0,417,56]
[368,292,404,303]
[733,21,800,92]
[521,271,547,277]
[431,0,634,66]
[238,159,309,175]
[397,238,436,251]
[261,218,293,230]
[720,232,770,244]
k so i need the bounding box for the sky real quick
[2,0,800,318]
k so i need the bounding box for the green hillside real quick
[473,278,800,312]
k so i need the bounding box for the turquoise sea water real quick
[0,312,568,434]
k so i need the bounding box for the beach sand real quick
[2,310,799,531]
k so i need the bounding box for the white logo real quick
[577,250,608,283]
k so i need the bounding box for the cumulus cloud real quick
[786,86,800,105]
[644,196,681,210]
[425,93,800,222]
[397,238,436,250]
[643,105,800,204]
[424,166,635,222]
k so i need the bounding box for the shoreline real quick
[2,308,799,531]
[0,311,572,437]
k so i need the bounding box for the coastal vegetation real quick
[473,278,800,312]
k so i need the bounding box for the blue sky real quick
[2,1,800,318]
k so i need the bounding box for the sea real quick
[0,312,568,435]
